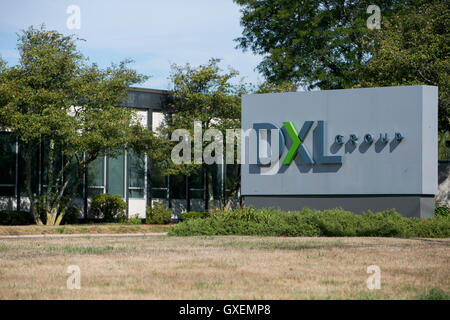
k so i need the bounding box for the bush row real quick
[3,198,449,228]
[89,194,173,224]
[435,206,450,219]
[181,211,210,221]
[0,194,173,225]
[0,210,34,225]
[169,207,450,238]
[146,202,172,224]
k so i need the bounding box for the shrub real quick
[0,197,80,226]
[126,214,142,224]
[35,193,80,225]
[181,211,209,221]
[0,210,34,225]
[36,193,70,224]
[61,205,80,225]
[146,202,172,224]
[435,206,450,219]
[417,288,450,300]
[168,207,450,238]
[90,194,127,222]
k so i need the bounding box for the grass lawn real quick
[0,236,449,299]
[0,224,172,236]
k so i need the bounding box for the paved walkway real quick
[0,232,168,240]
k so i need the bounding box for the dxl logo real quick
[253,121,403,166]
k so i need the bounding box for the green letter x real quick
[282,122,302,165]
[282,121,314,165]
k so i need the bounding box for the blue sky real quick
[0,0,264,90]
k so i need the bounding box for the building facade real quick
[0,87,238,220]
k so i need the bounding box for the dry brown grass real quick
[0,224,172,236]
[0,236,449,299]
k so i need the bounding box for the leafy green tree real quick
[159,59,303,208]
[235,0,448,141]
[0,26,155,225]
[160,60,297,209]
[159,58,245,209]
[254,80,298,93]
[438,131,450,161]
[362,0,449,132]
[234,0,411,90]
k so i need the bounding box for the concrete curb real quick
[0,232,168,240]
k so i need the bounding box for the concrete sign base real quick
[244,195,434,218]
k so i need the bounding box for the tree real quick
[0,26,155,225]
[156,60,299,210]
[254,80,298,93]
[159,58,245,209]
[362,0,449,132]
[235,0,448,132]
[234,0,411,90]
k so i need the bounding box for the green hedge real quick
[168,207,450,238]
[0,209,79,225]
[0,210,34,225]
[181,211,210,221]
[146,202,172,224]
[90,194,127,222]
[435,206,450,219]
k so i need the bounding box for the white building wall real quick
[152,111,165,133]
[128,198,146,219]
[135,109,147,127]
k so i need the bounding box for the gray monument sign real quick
[241,85,438,217]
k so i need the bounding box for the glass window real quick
[226,164,240,199]
[66,155,84,198]
[209,164,222,200]
[151,163,166,188]
[0,133,16,196]
[128,150,145,198]
[189,166,204,199]
[151,164,167,199]
[152,189,167,199]
[108,152,124,197]
[88,156,104,187]
[42,140,63,189]
[88,187,104,198]
[170,175,186,199]
[19,143,39,196]
[0,186,15,196]
[87,156,105,197]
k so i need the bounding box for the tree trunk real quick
[51,167,85,226]
[54,213,64,226]
[45,139,55,215]
[41,147,85,225]
[46,207,58,226]
[224,198,233,211]
[24,143,42,225]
